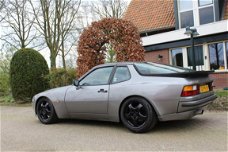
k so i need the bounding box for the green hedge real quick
[10,48,49,102]
[46,68,76,88]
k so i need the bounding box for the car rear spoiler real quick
[141,71,214,78]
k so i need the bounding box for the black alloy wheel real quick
[120,97,157,133]
[36,98,58,124]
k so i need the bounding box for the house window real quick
[179,0,194,28]
[178,0,215,28]
[187,45,204,66]
[208,42,227,70]
[171,48,183,67]
[198,0,213,6]
[198,0,214,25]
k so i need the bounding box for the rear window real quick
[134,62,192,75]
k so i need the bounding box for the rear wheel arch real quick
[119,95,159,122]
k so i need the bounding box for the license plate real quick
[200,85,209,93]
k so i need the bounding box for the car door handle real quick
[98,89,108,93]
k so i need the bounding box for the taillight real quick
[181,85,199,97]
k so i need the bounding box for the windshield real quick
[134,62,192,75]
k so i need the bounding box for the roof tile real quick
[124,0,175,33]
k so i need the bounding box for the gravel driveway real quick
[0,106,227,151]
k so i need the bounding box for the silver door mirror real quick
[73,79,79,86]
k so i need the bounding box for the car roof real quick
[94,62,146,68]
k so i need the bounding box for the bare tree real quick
[92,0,128,19]
[0,0,5,22]
[0,0,4,13]
[30,0,81,69]
[58,0,81,69]
[0,46,16,73]
[0,0,4,11]
[0,0,37,49]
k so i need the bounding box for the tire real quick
[120,97,157,133]
[36,98,58,124]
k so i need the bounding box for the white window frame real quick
[170,44,208,71]
[207,41,228,72]
[178,0,216,28]
[169,48,188,67]
[169,41,228,72]
[186,44,205,71]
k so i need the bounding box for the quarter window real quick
[79,67,113,86]
[134,63,190,75]
[112,67,131,83]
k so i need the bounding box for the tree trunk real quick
[62,54,66,69]
[50,55,56,69]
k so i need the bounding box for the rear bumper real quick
[178,91,217,112]
[158,109,204,121]
[158,91,217,121]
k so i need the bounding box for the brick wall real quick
[209,73,228,89]
[224,0,228,19]
[144,50,227,89]
[144,49,169,64]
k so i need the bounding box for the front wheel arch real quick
[36,97,58,124]
[35,96,51,114]
[119,95,159,123]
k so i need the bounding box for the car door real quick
[65,66,114,114]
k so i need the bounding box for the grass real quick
[214,89,228,97]
[0,94,14,103]
[206,89,228,111]
[0,94,31,106]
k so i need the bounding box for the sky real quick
[0,0,132,68]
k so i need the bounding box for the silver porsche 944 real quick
[32,62,217,133]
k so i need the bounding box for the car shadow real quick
[153,117,207,132]
[56,117,207,133]
[59,118,123,127]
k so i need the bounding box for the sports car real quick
[32,62,217,133]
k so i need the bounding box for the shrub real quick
[46,68,76,88]
[0,72,10,95]
[10,48,49,102]
[77,18,145,77]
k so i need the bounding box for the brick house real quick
[124,0,228,89]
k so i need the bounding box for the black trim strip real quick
[173,0,179,30]
[214,0,220,21]
[144,32,228,51]
[136,71,213,78]
[181,95,217,107]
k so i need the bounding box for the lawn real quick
[207,89,228,111]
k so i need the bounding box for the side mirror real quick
[73,79,79,86]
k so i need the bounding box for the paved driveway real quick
[0,106,227,151]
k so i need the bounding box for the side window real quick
[79,67,113,86]
[112,67,131,84]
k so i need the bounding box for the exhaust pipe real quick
[195,109,204,115]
